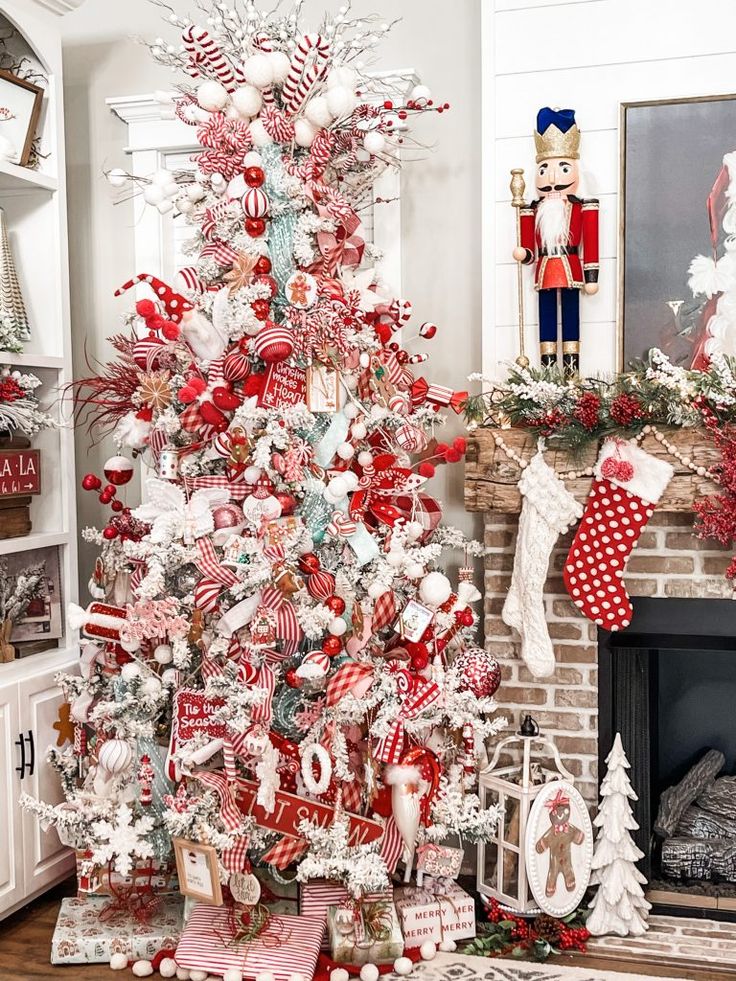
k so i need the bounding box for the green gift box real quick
[327,896,404,966]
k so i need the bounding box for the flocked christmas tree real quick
[23,0,504,920]
[587,733,651,937]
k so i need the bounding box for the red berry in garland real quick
[251,298,270,320]
[610,391,645,426]
[573,391,602,430]
[82,473,101,491]
[254,255,272,275]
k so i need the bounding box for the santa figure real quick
[513,107,599,377]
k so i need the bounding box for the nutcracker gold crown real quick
[534,122,580,163]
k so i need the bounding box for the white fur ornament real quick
[268,51,291,83]
[327,66,357,90]
[132,961,154,977]
[249,119,273,147]
[326,86,357,119]
[159,959,178,979]
[294,119,318,147]
[438,939,457,952]
[232,85,262,118]
[243,54,274,89]
[419,571,452,607]
[110,953,128,970]
[393,958,414,976]
[419,942,436,960]
[197,80,229,111]
[305,96,334,128]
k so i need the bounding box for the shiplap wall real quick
[482,0,736,378]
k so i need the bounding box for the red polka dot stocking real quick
[563,439,673,632]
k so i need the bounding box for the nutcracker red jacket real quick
[518,196,600,291]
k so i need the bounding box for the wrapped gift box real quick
[394,880,476,946]
[326,898,403,966]
[51,895,184,965]
[175,905,324,980]
[75,851,178,897]
[299,879,350,949]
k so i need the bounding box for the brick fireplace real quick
[464,428,734,809]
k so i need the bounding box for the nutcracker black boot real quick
[540,341,557,371]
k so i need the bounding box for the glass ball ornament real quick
[453,647,501,698]
[103,455,134,486]
[172,563,202,594]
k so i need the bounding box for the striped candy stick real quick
[182,24,237,92]
[252,32,276,106]
[281,33,330,114]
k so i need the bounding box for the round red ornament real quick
[102,525,118,540]
[274,491,297,516]
[322,636,342,656]
[251,299,271,321]
[285,668,302,688]
[298,553,321,574]
[254,256,272,275]
[244,166,265,188]
[212,503,245,530]
[325,595,346,616]
[103,455,134,486]
[245,217,267,238]
[453,647,501,698]
[252,324,294,363]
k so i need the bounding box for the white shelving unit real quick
[0,0,83,920]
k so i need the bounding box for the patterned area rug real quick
[410,952,686,981]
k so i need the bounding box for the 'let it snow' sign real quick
[0,449,41,498]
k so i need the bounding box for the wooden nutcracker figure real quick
[512,107,599,377]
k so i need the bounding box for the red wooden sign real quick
[236,779,383,847]
[0,448,41,498]
[168,689,227,779]
[259,362,307,410]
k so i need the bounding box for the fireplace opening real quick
[598,597,736,918]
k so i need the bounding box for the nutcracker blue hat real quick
[534,107,580,162]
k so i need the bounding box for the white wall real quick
[60,0,482,589]
[483,0,736,379]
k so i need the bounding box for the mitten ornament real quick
[563,439,673,631]
[503,451,583,678]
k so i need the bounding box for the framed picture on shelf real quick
[172,838,223,906]
[0,69,43,167]
[3,545,62,645]
[619,94,736,369]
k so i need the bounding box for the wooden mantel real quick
[464,428,721,514]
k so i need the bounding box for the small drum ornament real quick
[158,447,180,480]
[241,187,269,219]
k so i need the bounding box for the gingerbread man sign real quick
[535,788,585,896]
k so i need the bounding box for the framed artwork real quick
[172,838,223,905]
[524,780,593,918]
[620,94,736,369]
[5,545,63,644]
[0,70,43,167]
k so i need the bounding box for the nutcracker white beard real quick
[537,195,569,253]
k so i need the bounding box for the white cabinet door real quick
[0,681,24,916]
[18,660,77,895]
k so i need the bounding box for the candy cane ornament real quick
[282,34,330,115]
[182,25,237,92]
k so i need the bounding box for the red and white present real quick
[394,880,476,946]
[326,898,403,966]
[299,879,349,949]
[175,905,324,981]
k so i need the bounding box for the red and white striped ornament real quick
[223,348,251,381]
[419,321,438,339]
[241,186,270,218]
[395,422,428,453]
[453,647,501,698]
[389,392,411,415]
[252,324,294,363]
[306,568,336,600]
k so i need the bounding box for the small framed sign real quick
[397,599,434,643]
[0,70,43,167]
[173,838,223,906]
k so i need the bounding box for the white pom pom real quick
[294,118,318,147]
[157,199,174,215]
[255,973,275,981]
[326,85,357,119]
[411,84,432,107]
[419,571,453,607]
[406,562,425,579]
[336,441,355,460]
[154,644,173,664]
[120,662,141,682]
[244,465,262,484]
[341,470,359,491]
[351,422,367,439]
[132,961,154,978]
[305,96,334,128]
[330,971,349,981]
[327,66,357,90]
[363,131,386,155]
[143,184,165,206]
[249,119,273,147]
[268,51,291,84]
[107,168,128,188]
[360,966,379,981]
[419,941,437,960]
[358,450,373,467]
[393,958,413,976]
[223,971,243,981]
[438,939,456,952]
[343,402,360,420]
[367,581,387,600]
[190,972,208,981]
[232,85,262,118]
[243,54,274,88]
[176,970,191,981]
[159,959,178,979]
[244,151,263,168]
[328,476,348,498]
[186,183,206,202]
[110,953,128,971]
[197,80,229,111]
[162,668,178,687]
[329,617,347,636]
[143,676,161,696]
[287,974,305,981]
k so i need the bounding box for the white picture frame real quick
[524,779,594,918]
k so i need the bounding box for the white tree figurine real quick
[587,733,651,937]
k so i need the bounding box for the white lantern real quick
[477,716,574,914]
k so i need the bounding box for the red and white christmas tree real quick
[23,0,504,918]
[587,733,651,937]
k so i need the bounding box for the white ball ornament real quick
[232,85,263,118]
[326,85,356,119]
[249,119,273,147]
[406,562,425,580]
[294,118,318,147]
[244,151,262,168]
[197,80,229,111]
[327,66,357,90]
[419,942,437,961]
[186,183,206,202]
[132,960,154,977]
[329,617,347,636]
[305,96,334,128]
[143,184,165,206]
[359,966,379,981]
[351,422,367,439]
[419,571,453,607]
[107,168,129,188]
[343,402,360,420]
[152,168,172,186]
[393,958,413,977]
[143,676,162,696]
[438,939,456,953]
[367,581,388,600]
[336,441,355,460]
[190,973,208,981]
[405,521,425,542]
[110,953,128,970]
[363,130,386,155]
[176,971,191,981]
[386,550,404,569]
[330,970,349,981]
[411,84,432,107]
[268,51,291,84]
[341,470,359,491]
[358,451,374,467]
[328,476,349,498]
[223,971,243,981]
[159,960,178,979]
[244,466,262,484]
[154,644,173,664]
[120,662,141,682]
[243,54,274,88]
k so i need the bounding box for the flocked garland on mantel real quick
[464,349,736,581]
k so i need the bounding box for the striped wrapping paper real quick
[175,906,325,980]
[298,882,394,950]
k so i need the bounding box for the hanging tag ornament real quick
[286,270,318,309]
[229,870,262,906]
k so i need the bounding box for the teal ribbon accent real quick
[313,410,349,467]
[262,144,298,309]
[297,475,333,544]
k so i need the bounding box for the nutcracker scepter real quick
[510,168,529,367]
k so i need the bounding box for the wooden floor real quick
[1,880,735,980]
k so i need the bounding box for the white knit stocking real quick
[503,451,583,678]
